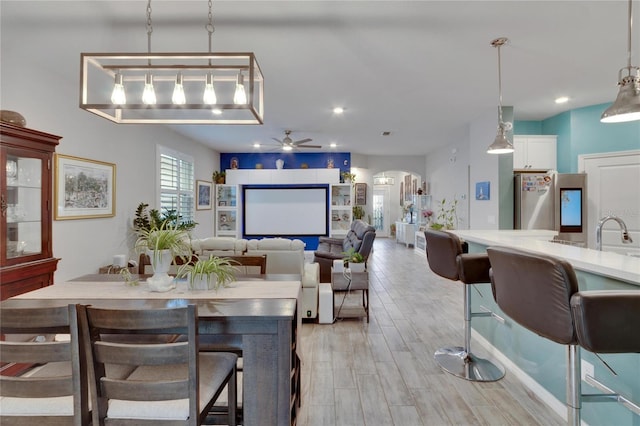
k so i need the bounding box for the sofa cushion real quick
[191,237,246,255]
[246,238,305,251]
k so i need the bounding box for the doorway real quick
[373,187,390,237]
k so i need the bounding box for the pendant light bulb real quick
[142,73,156,105]
[110,72,126,105]
[234,73,247,104]
[203,73,217,104]
[172,72,186,105]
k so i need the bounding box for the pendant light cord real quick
[146,0,153,66]
[207,0,215,64]
[497,42,503,126]
[626,0,633,71]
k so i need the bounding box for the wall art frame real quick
[196,180,213,210]
[54,154,115,220]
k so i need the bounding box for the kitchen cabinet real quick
[513,135,557,170]
[1,123,60,300]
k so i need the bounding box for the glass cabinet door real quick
[3,149,45,261]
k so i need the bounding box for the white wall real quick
[1,17,219,282]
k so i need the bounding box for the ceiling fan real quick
[272,130,321,151]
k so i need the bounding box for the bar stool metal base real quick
[434,346,505,382]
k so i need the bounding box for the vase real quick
[189,273,217,291]
[147,249,176,292]
[349,262,366,273]
[276,159,284,169]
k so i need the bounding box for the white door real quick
[373,187,390,237]
[579,150,640,254]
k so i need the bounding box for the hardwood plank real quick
[356,374,394,425]
[334,387,365,425]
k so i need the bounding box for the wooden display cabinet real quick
[1,123,60,301]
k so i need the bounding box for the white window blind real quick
[158,147,194,225]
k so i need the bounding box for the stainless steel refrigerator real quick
[514,172,587,244]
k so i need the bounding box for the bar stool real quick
[487,246,640,425]
[424,229,505,381]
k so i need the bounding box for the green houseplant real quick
[176,255,237,291]
[134,221,192,291]
[133,202,196,233]
[430,198,458,230]
[352,205,365,220]
[341,171,356,184]
[212,170,226,184]
[342,247,365,272]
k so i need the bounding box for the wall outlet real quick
[581,359,594,381]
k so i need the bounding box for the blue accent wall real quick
[515,103,640,173]
[220,152,351,178]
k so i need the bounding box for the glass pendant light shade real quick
[203,72,217,104]
[234,73,247,104]
[171,72,186,105]
[142,73,157,105]
[601,70,640,123]
[110,73,126,105]
[487,122,514,154]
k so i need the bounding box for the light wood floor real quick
[297,237,565,426]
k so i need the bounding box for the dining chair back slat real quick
[77,304,237,426]
[0,305,89,426]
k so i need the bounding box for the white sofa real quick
[190,237,319,319]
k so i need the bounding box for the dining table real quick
[2,273,303,426]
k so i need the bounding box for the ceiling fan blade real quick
[271,137,284,144]
[296,144,322,149]
[292,138,313,145]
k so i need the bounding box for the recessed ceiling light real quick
[330,142,337,148]
[212,108,223,115]
[555,96,569,104]
[253,143,260,148]
[333,107,344,114]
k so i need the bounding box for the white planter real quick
[189,274,218,291]
[147,249,175,292]
[349,262,366,273]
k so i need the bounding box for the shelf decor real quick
[54,154,115,220]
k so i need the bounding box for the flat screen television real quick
[243,185,329,237]
[559,188,583,233]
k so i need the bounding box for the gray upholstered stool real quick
[488,246,640,425]
[424,229,505,382]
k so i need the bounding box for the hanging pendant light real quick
[80,0,264,124]
[487,37,514,154]
[601,0,640,123]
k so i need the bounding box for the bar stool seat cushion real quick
[571,290,640,354]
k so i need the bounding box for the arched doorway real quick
[372,170,425,238]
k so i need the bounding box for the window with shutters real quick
[157,146,194,225]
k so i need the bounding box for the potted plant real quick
[430,198,458,230]
[341,171,356,184]
[342,247,366,273]
[134,222,192,292]
[176,255,237,291]
[133,202,196,233]
[353,205,365,220]
[213,170,226,184]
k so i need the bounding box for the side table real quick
[331,269,369,322]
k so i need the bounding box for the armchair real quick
[313,220,376,283]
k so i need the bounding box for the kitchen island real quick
[450,230,639,426]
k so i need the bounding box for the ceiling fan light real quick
[601,71,640,123]
[283,145,293,151]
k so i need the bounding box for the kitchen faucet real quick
[595,215,633,251]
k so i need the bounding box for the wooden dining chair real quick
[137,252,198,274]
[224,254,267,275]
[76,304,238,426]
[0,305,90,426]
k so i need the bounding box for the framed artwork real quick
[54,154,115,220]
[196,180,212,210]
[399,182,404,206]
[475,181,490,200]
[355,183,367,206]
[404,175,412,201]
[412,178,417,196]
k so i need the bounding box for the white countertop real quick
[450,230,640,285]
